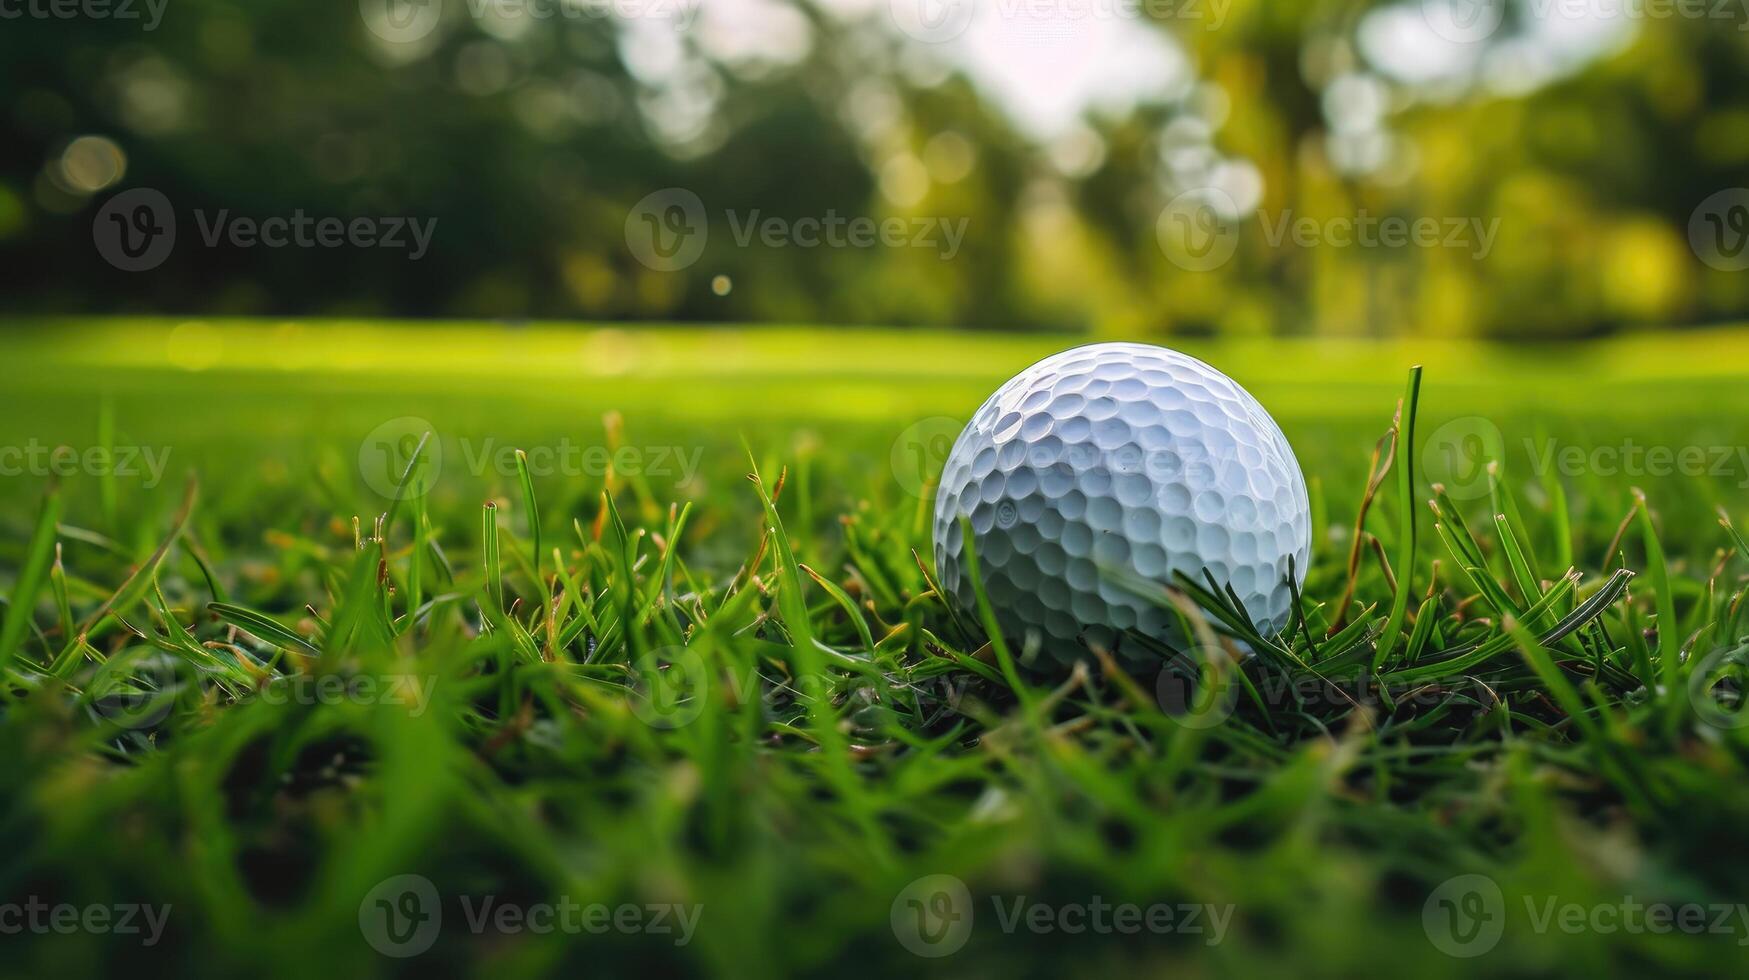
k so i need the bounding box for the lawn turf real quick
[2,319,1748,978]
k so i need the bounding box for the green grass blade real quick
[1373,365,1422,669]
[1719,508,1749,561]
[77,476,198,639]
[514,448,542,586]
[0,484,63,675]
[956,516,1033,713]
[1493,513,1550,630]
[482,500,504,620]
[209,601,322,658]
[382,430,433,537]
[1632,490,1681,731]
[49,543,74,651]
[800,564,876,654]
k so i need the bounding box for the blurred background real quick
[2,0,1747,336]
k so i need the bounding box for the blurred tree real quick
[1,0,1745,337]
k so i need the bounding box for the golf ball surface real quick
[932,343,1310,666]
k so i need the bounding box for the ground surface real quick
[1,320,1748,978]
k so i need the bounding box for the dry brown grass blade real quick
[1330,415,1399,633]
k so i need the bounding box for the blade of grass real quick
[1632,489,1681,732]
[956,516,1034,717]
[382,430,433,537]
[75,475,198,640]
[0,484,63,675]
[1372,365,1422,670]
[482,500,504,621]
[800,564,876,655]
[514,448,542,587]
[209,601,322,658]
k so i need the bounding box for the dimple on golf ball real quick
[932,343,1311,666]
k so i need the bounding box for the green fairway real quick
[3,319,1749,978]
[4,319,1748,552]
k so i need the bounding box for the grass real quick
[1,319,1748,978]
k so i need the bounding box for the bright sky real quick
[617,0,1636,148]
[945,2,1191,139]
[814,0,1193,139]
[1360,1,1635,92]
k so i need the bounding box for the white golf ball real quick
[932,343,1310,666]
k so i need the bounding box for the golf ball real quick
[932,343,1310,666]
